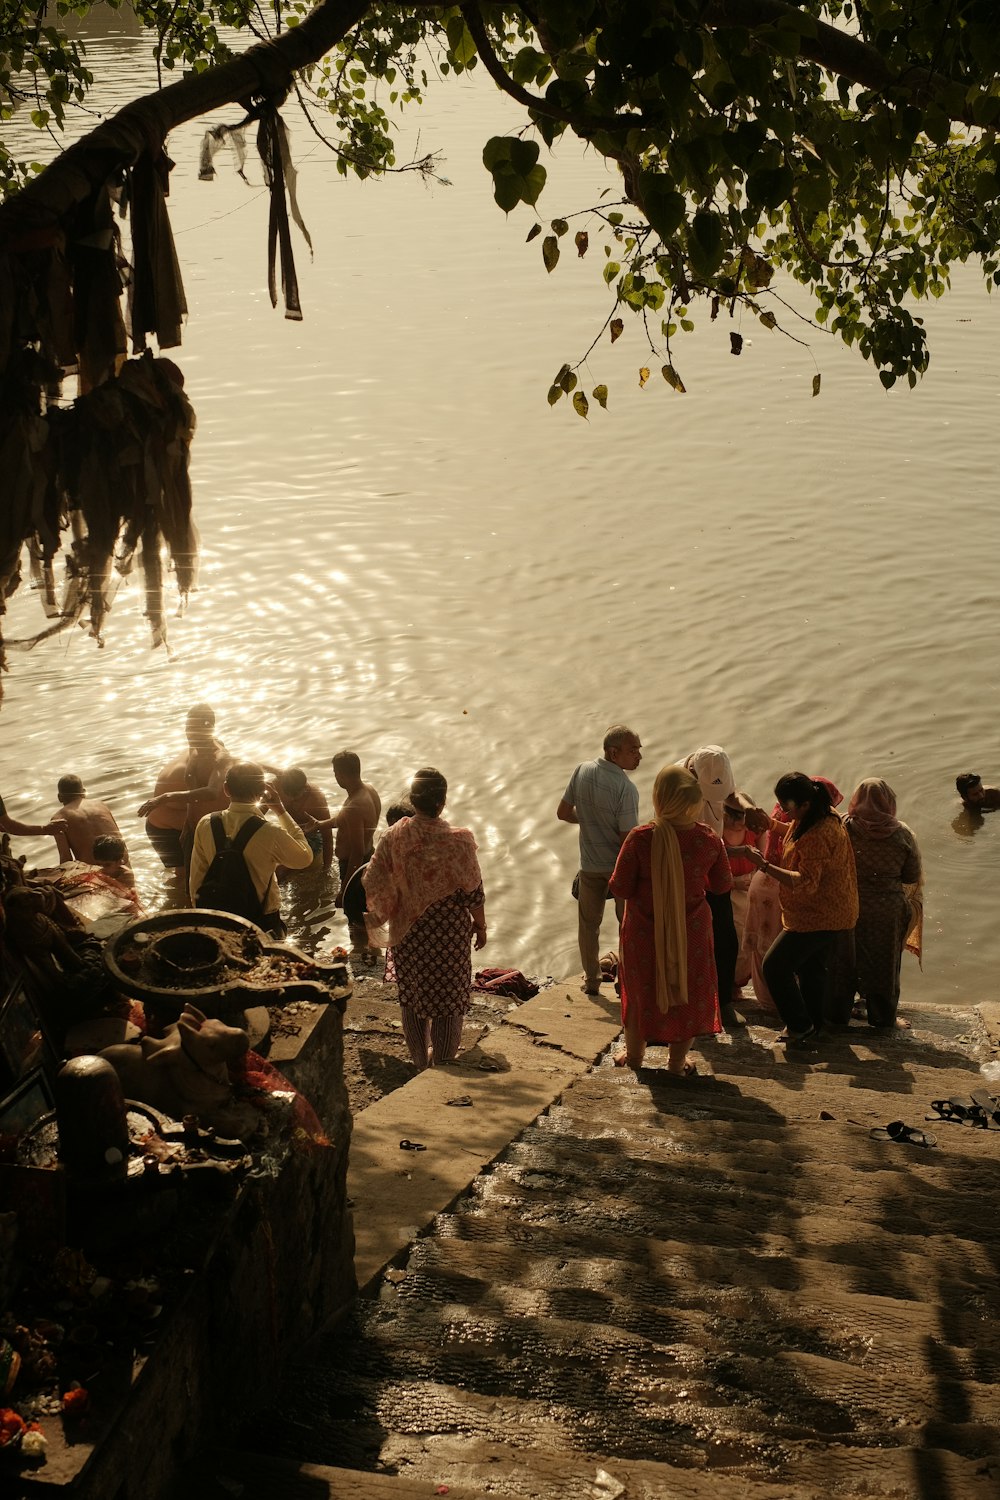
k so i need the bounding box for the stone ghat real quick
[191,989,1000,1500]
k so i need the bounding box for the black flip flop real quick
[399,1138,426,1151]
[870,1120,937,1148]
[928,1098,972,1124]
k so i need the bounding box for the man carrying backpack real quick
[188,762,313,936]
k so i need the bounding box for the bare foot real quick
[612,1050,643,1069]
[895,1016,912,1030]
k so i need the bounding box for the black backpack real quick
[195,813,267,924]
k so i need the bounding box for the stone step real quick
[430,1206,1000,1307]
[182,1443,1000,1500]
[496,1126,1000,1232]
[394,1231,1000,1372]
[232,1003,1000,1500]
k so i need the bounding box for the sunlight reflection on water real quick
[1,29,999,999]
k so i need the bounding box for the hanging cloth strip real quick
[256,105,312,320]
[126,144,188,352]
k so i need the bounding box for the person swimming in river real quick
[955,772,1000,812]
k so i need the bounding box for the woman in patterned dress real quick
[609,764,732,1074]
[363,768,486,1069]
[828,779,922,1029]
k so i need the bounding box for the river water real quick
[2,25,999,1004]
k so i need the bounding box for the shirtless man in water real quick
[303,750,381,913]
[956,771,1000,811]
[138,704,233,871]
[49,774,127,864]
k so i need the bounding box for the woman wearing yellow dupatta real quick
[609,765,733,1073]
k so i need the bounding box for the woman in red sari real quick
[609,764,732,1074]
[364,767,486,1069]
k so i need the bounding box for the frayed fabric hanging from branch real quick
[0,353,197,692]
[0,139,197,707]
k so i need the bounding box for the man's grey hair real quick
[603,724,637,754]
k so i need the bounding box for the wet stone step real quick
[493,1130,1000,1230]
[542,1091,1000,1177]
[462,1169,1000,1258]
[393,1237,1000,1377]
[526,1108,1000,1193]
[429,1204,1000,1309]
[262,1293,1000,1479]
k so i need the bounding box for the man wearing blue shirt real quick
[558,725,642,995]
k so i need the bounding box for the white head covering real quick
[680,745,735,835]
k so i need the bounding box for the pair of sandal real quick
[927,1093,1000,1130]
[869,1120,937,1148]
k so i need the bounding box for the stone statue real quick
[101,1004,260,1140]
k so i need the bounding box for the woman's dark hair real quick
[409,767,447,817]
[956,771,981,798]
[774,771,835,842]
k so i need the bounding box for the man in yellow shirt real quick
[189,762,312,937]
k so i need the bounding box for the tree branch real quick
[703,0,969,117]
[0,0,371,247]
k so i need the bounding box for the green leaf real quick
[758,310,777,329]
[662,364,687,393]
[543,235,560,273]
[688,210,725,276]
[603,261,620,284]
[547,384,563,405]
[573,391,589,419]
[551,218,569,236]
[445,15,476,68]
[812,373,821,397]
[484,137,546,212]
[512,46,545,86]
[526,223,542,242]
[637,170,685,242]
[592,384,608,409]
[559,368,577,393]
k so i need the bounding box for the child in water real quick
[91,833,136,891]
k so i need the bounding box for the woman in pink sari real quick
[364,767,486,1069]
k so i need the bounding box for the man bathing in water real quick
[49,774,127,865]
[956,772,1000,811]
[138,704,233,871]
[302,750,381,944]
[273,768,334,874]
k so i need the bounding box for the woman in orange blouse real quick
[744,772,858,1044]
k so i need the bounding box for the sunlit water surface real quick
[2,28,999,1003]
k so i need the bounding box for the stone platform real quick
[185,989,1000,1500]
